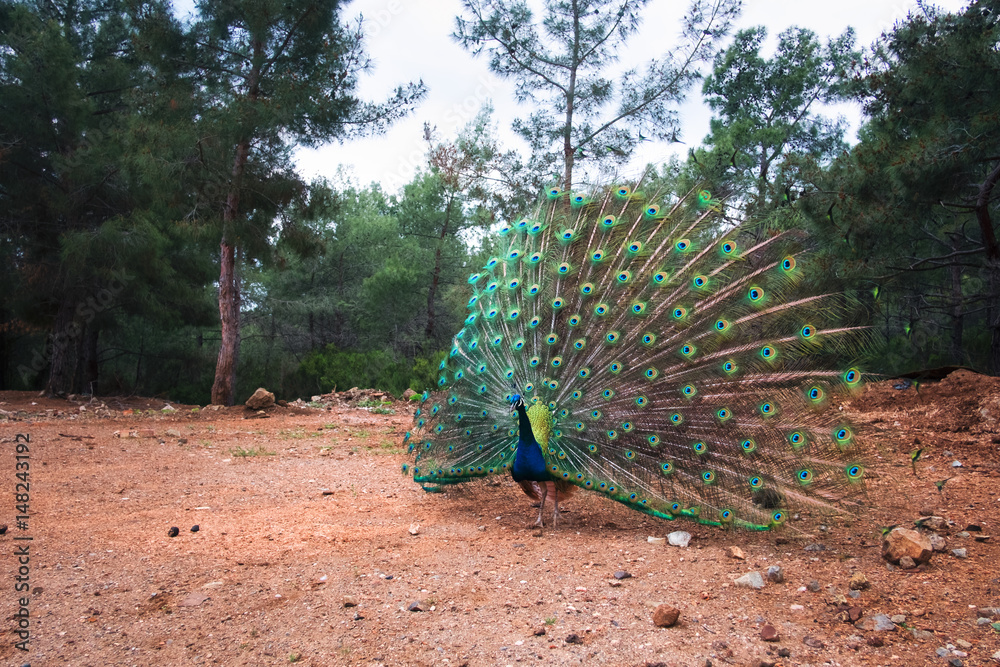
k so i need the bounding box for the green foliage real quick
[454,0,741,191]
[293,345,446,397]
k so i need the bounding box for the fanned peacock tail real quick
[402,181,870,530]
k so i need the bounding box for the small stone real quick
[613,570,631,580]
[919,507,935,516]
[867,635,884,647]
[976,617,992,626]
[929,534,947,552]
[667,531,691,547]
[974,534,991,543]
[727,546,746,560]
[531,528,544,537]
[565,633,583,644]
[807,580,821,592]
[951,548,967,559]
[917,516,947,531]
[766,566,784,583]
[343,596,357,607]
[167,526,179,538]
[899,555,916,569]
[912,629,935,641]
[408,523,420,535]
[936,647,951,658]
[804,543,826,552]
[882,527,933,564]
[407,601,425,612]
[652,604,680,627]
[802,636,824,648]
[190,525,199,533]
[848,606,863,623]
[760,624,779,642]
[890,614,906,624]
[777,647,791,658]
[848,572,869,590]
[165,428,182,438]
[353,612,364,621]
[956,531,971,538]
[951,460,962,467]
[647,536,666,545]
[0,525,7,535]
[992,649,1000,662]
[735,572,765,590]
[965,523,982,532]
[948,659,963,667]
[533,626,547,636]
[855,613,896,632]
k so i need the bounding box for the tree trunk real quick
[974,160,1000,374]
[45,294,78,397]
[949,263,964,365]
[212,238,241,405]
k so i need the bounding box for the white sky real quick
[174,0,972,193]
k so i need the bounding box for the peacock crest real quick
[402,182,870,530]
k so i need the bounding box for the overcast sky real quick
[174,0,971,192]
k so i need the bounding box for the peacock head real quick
[509,393,525,414]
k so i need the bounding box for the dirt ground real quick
[1,369,999,667]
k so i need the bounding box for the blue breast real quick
[511,406,550,482]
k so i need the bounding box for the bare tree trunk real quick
[212,238,241,405]
[949,263,964,364]
[974,161,1000,374]
[45,295,78,397]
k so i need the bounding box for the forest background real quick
[2,0,997,405]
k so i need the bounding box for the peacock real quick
[402,181,870,530]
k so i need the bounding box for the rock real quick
[766,566,784,583]
[949,659,963,667]
[951,548,967,559]
[882,527,933,565]
[804,543,826,552]
[533,626,547,636]
[867,635,884,647]
[890,614,906,624]
[727,546,746,560]
[403,388,417,400]
[647,536,666,545]
[613,570,632,580]
[667,531,691,547]
[855,613,896,632]
[899,555,917,569]
[966,523,982,532]
[929,534,948,552]
[847,606,863,623]
[565,633,583,644]
[951,460,962,467]
[165,428,182,438]
[177,591,209,606]
[802,636,824,648]
[167,526,179,538]
[343,596,357,607]
[917,516,948,531]
[407,601,425,612]
[190,525,199,533]
[807,580,821,592]
[652,604,680,627]
[276,399,288,407]
[912,629,935,641]
[245,388,275,410]
[760,624,779,641]
[849,572,869,590]
[978,607,1000,618]
[777,647,791,658]
[735,572,765,590]
[408,523,420,535]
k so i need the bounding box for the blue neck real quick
[511,404,549,482]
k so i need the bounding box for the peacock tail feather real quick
[402,182,870,530]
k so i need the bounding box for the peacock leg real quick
[535,483,548,527]
[552,484,560,527]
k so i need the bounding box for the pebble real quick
[613,571,631,580]
[647,536,666,545]
[167,527,179,538]
[532,626,546,636]
[956,531,971,539]
[408,524,420,535]
[343,596,357,607]
[949,659,963,667]
[867,635,884,647]
[855,613,896,632]
[777,647,791,658]
[976,617,992,626]
[727,546,746,560]
[190,525,199,533]
[951,460,962,467]
[760,624,779,641]
[802,636,824,648]
[848,572,869,590]
[667,531,691,547]
[951,548,967,559]
[652,604,680,627]
[766,566,784,583]
[899,555,917,569]
[803,543,826,552]
[407,601,425,612]
[353,612,363,621]
[955,639,971,649]
[890,614,906,623]
[806,580,821,592]
[936,647,950,658]
[565,633,583,644]
[912,629,935,641]
[929,534,947,552]
[735,572,765,590]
